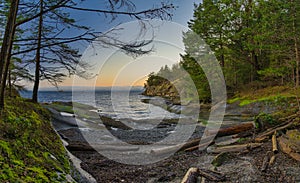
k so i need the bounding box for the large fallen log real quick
[100,115,132,130]
[286,130,300,151]
[180,168,225,183]
[255,122,294,142]
[181,168,200,183]
[278,136,300,161]
[232,130,253,139]
[67,142,140,152]
[207,143,263,154]
[198,168,225,181]
[207,122,254,137]
[151,136,214,155]
[184,141,213,152]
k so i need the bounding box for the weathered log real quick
[269,155,276,166]
[255,136,269,142]
[207,143,263,154]
[272,132,278,153]
[100,115,132,130]
[67,142,139,152]
[207,122,254,137]
[278,112,300,123]
[286,130,300,151]
[214,135,240,146]
[261,154,270,172]
[181,168,200,183]
[232,130,253,139]
[151,136,214,155]
[184,141,213,152]
[198,168,225,181]
[150,144,183,155]
[200,177,205,183]
[278,136,300,161]
[255,122,294,142]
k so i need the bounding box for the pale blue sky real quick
[39,0,200,88]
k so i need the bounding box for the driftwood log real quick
[181,168,225,182]
[278,136,300,161]
[269,155,276,165]
[207,143,263,154]
[67,142,139,152]
[232,130,253,139]
[261,153,270,172]
[181,168,199,183]
[272,132,278,153]
[198,168,225,181]
[151,136,214,155]
[255,122,294,142]
[184,141,213,152]
[207,122,255,137]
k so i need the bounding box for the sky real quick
[38,0,199,88]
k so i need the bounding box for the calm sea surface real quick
[20,89,180,120]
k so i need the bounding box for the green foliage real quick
[145,72,167,86]
[187,0,300,89]
[46,102,74,114]
[237,138,248,143]
[254,112,277,130]
[0,98,71,182]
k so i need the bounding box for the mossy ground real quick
[228,86,300,129]
[0,97,71,182]
[228,86,299,106]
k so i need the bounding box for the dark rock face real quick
[143,80,180,104]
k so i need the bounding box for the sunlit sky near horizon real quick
[37,0,199,89]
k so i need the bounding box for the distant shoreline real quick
[24,86,145,92]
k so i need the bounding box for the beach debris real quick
[198,168,225,181]
[181,167,225,183]
[269,155,276,166]
[260,152,271,172]
[272,131,278,153]
[100,115,132,130]
[151,136,214,155]
[66,142,140,152]
[214,135,240,146]
[181,167,199,183]
[206,122,255,137]
[278,130,300,162]
[60,112,76,117]
[255,121,294,142]
[207,143,263,154]
[184,141,213,152]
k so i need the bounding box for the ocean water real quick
[20,89,181,120]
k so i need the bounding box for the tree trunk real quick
[294,34,300,88]
[206,122,254,137]
[32,0,43,103]
[219,33,225,67]
[181,168,200,183]
[291,0,300,87]
[0,0,20,110]
[8,69,12,97]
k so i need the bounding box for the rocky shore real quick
[46,101,300,183]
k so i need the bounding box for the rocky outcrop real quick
[143,80,180,104]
